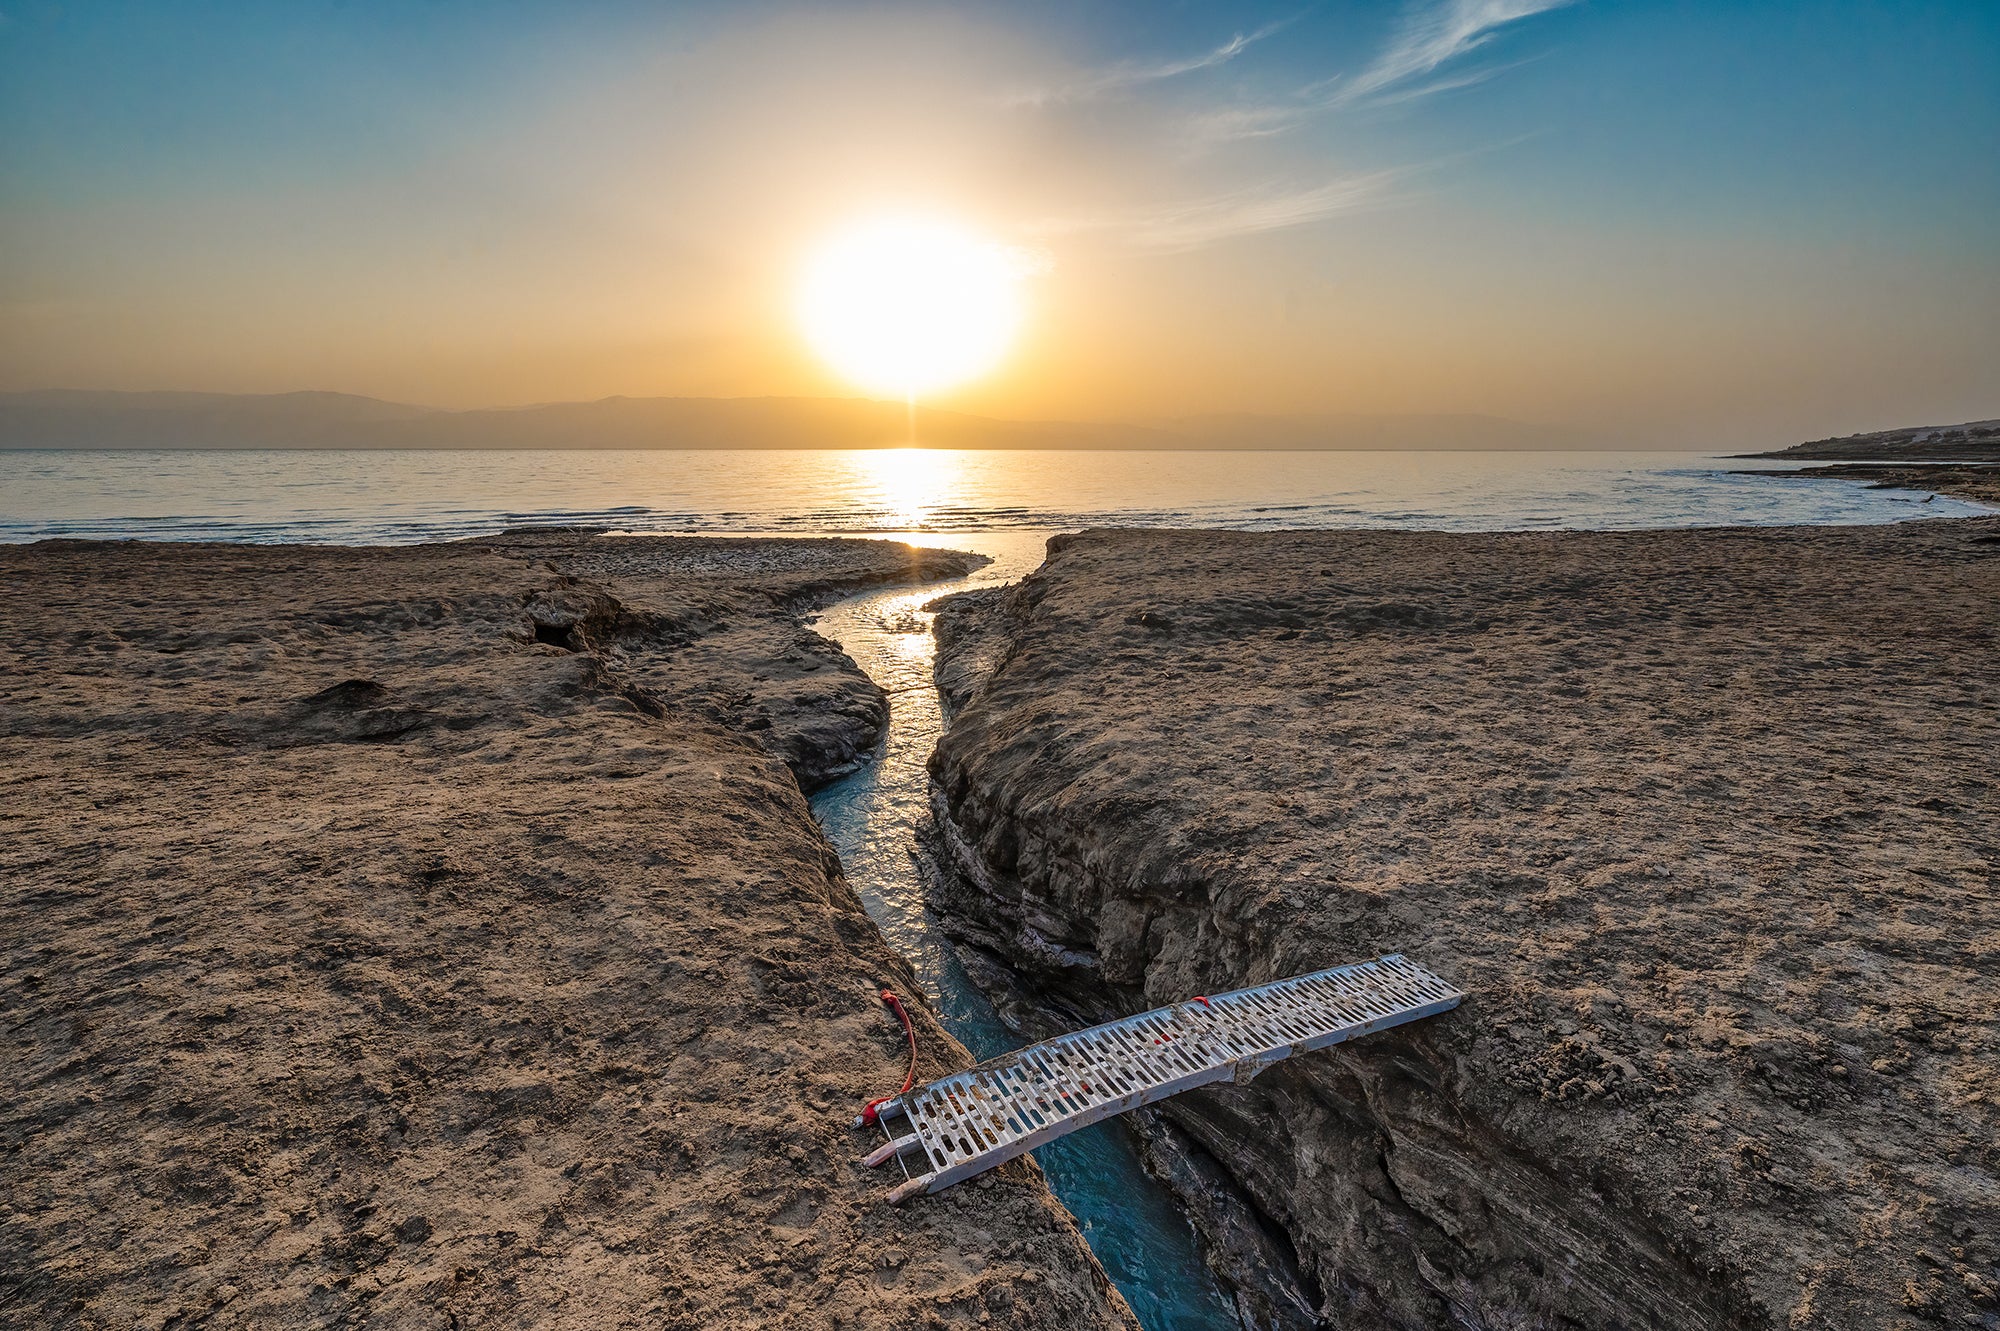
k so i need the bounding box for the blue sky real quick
[2,1,1995,443]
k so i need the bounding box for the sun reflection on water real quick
[851,448,962,529]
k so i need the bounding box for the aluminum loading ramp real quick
[859,954,1462,1203]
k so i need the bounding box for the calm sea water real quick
[0,447,1984,543]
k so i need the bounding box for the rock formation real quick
[924,521,2000,1329]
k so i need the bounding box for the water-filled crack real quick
[807,531,1242,1331]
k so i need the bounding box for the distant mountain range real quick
[0,389,1592,451]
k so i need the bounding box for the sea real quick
[0,446,1983,544]
[7,447,1981,1331]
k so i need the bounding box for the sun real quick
[798,216,1029,400]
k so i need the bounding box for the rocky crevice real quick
[919,780,1741,1331]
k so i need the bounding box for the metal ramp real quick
[858,954,1462,1203]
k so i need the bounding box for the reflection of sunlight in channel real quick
[855,448,961,529]
[876,587,938,666]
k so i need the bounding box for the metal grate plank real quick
[858,954,1463,1202]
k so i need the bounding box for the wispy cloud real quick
[1026,172,1399,252]
[1182,101,1317,147]
[1008,1,1570,252]
[1340,0,1576,105]
[1003,18,1295,108]
[1182,2,1569,148]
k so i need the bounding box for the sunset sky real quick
[2,1,1995,447]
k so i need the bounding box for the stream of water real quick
[808,530,1244,1331]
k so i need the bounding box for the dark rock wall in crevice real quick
[922,784,1737,1331]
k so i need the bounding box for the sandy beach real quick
[0,534,1135,1331]
[924,517,1999,1329]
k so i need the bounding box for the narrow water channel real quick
[808,531,1240,1331]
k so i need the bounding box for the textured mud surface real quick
[0,534,1136,1331]
[925,521,2000,1329]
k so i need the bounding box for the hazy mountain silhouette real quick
[1146,412,1587,450]
[0,390,1586,450]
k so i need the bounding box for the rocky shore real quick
[1738,418,2000,463]
[1732,462,2000,508]
[923,520,2000,1329]
[0,533,1136,1330]
[1734,418,2000,507]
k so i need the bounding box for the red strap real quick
[860,989,918,1126]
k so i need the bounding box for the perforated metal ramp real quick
[858,953,1462,1202]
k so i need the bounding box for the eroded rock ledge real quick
[0,534,1135,1331]
[922,522,2000,1330]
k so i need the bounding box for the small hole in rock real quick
[533,622,581,651]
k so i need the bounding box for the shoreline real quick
[11,448,1985,551]
[1730,461,2000,508]
[1729,419,2000,507]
